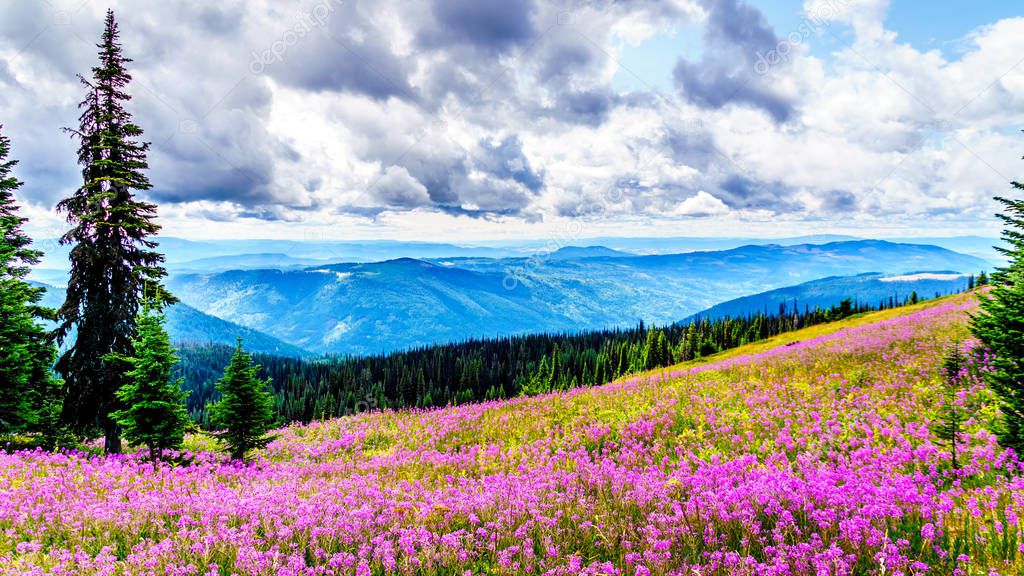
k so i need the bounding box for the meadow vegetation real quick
[1,295,1021,574]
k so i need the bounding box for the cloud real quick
[673,0,795,122]
[671,190,730,216]
[818,189,859,213]
[716,175,799,211]
[474,135,545,193]
[804,0,889,39]
[0,0,1020,241]
[538,41,594,83]
[369,166,432,209]
[550,89,617,127]
[259,0,417,101]
[419,0,537,53]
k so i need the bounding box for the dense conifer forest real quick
[177,292,961,425]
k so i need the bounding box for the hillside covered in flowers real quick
[1,294,1020,575]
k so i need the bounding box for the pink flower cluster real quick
[1,296,1021,575]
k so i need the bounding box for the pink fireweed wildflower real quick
[0,295,1020,574]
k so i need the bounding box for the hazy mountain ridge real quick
[678,271,973,324]
[29,234,1001,279]
[32,282,308,358]
[166,240,987,355]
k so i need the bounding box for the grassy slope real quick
[3,291,1019,575]
[659,293,970,370]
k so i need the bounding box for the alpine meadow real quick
[2,1,1024,575]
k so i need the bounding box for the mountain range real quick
[678,272,972,324]
[32,283,307,358]
[28,234,1001,282]
[163,240,987,355]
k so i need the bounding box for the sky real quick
[0,0,1022,242]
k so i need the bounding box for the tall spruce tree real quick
[109,298,189,460]
[0,125,61,435]
[55,10,173,453]
[972,193,1024,452]
[209,340,277,461]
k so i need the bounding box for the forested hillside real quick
[32,282,307,357]
[178,289,953,424]
[678,271,972,323]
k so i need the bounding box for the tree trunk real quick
[103,420,122,454]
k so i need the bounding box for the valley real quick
[160,239,987,355]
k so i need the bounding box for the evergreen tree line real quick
[0,11,274,460]
[177,291,969,426]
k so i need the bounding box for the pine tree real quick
[656,331,671,368]
[643,330,659,370]
[399,369,415,407]
[0,124,61,436]
[209,339,277,461]
[932,342,968,469]
[972,193,1024,451]
[54,10,174,453]
[547,346,559,391]
[109,300,189,460]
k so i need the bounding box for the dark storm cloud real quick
[538,42,594,83]
[420,0,537,52]
[475,135,545,192]
[151,163,274,206]
[134,71,289,207]
[260,0,416,101]
[237,206,303,222]
[820,189,858,213]
[435,204,522,219]
[673,0,795,122]
[665,127,718,170]
[398,151,468,206]
[551,89,616,127]
[335,204,388,219]
[346,129,544,219]
[189,203,299,223]
[368,166,431,209]
[443,174,537,214]
[416,24,615,130]
[718,175,799,211]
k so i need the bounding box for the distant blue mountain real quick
[678,272,972,324]
[31,234,1001,278]
[891,236,1003,264]
[547,246,634,259]
[166,240,987,355]
[168,253,332,274]
[32,282,308,358]
[31,238,523,273]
